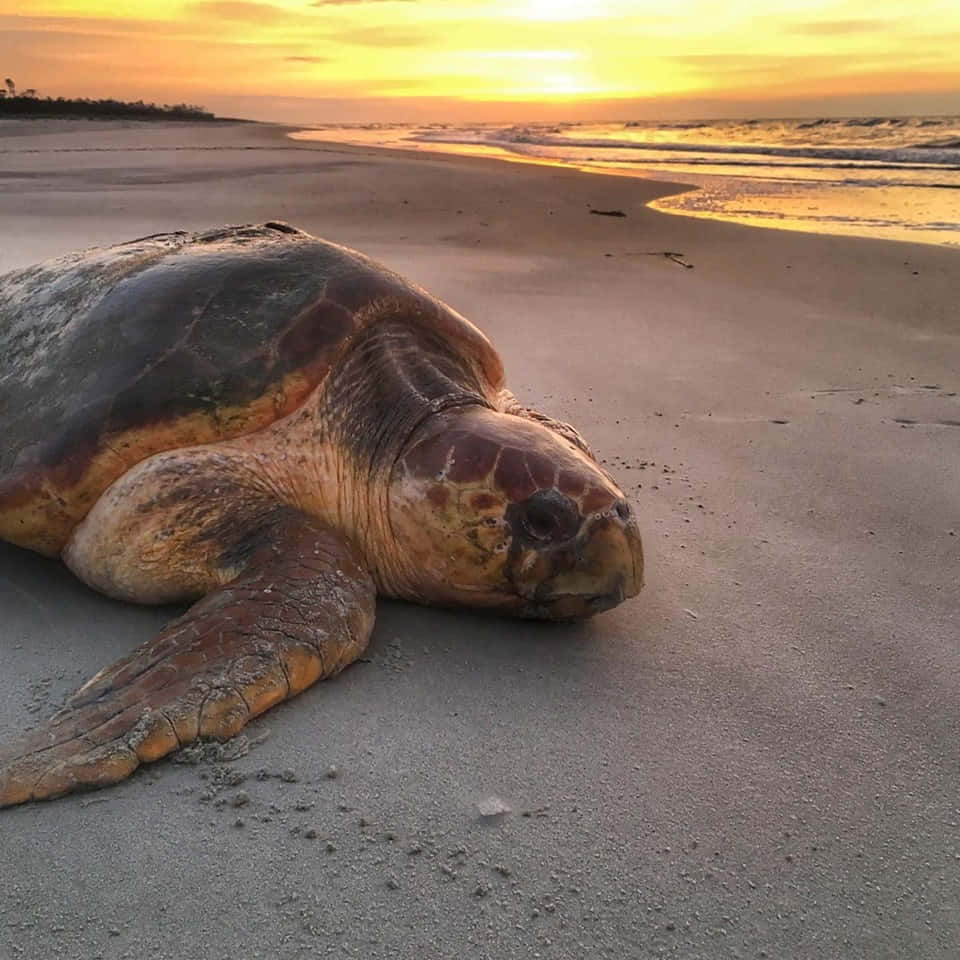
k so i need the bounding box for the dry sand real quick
[1,118,958,960]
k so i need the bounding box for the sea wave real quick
[412,127,960,168]
[601,155,960,182]
[912,138,960,150]
[625,120,707,130]
[792,117,916,129]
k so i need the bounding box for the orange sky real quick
[2,1,959,121]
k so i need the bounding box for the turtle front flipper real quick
[0,511,374,808]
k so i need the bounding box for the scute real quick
[0,223,503,556]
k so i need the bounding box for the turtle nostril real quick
[614,499,632,522]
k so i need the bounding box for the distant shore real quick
[0,94,250,123]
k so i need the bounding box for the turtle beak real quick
[510,497,644,620]
[544,499,643,616]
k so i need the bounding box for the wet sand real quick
[1,118,959,960]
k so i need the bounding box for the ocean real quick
[291,116,960,248]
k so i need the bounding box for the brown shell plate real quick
[0,222,503,555]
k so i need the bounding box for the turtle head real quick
[386,405,643,619]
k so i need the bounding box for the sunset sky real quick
[2,1,958,122]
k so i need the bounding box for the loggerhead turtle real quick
[0,222,643,808]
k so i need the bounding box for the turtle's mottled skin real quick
[0,223,643,807]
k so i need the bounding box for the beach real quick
[1,118,958,959]
[291,116,960,248]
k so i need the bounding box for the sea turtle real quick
[0,222,643,808]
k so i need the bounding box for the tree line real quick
[0,78,217,121]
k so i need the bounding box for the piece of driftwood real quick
[630,250,695,269]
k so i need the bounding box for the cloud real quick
[331,26,431,47]
[284,55,329,62]
[0,13,208,38]
[313,0,417,5]
[788,19,896,36]
[668,53,855,78]
[672,53,852,66]
[189,1,297,23]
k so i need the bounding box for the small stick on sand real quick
[630,251,695,268]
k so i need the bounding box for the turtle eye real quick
[524,501,560,540]
[513,490,580,545]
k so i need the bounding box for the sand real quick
[1,118,958,960]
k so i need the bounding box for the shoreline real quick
[281,125,958,257]
[286,122,960,250]
[1,118,957,317]
[4,114,957,252]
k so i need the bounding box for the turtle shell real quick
[0,222,504,556]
